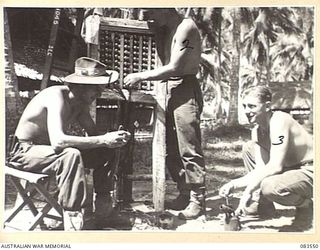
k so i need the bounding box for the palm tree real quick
[227,8,241,125]
[270,33,312,82]
[269,7,313,82]
[192,8,232,121]
[242,7,302,85]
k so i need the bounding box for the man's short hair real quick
[241,85,272,103]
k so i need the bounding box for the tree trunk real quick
[227,8,241,125]
[216,9,224,121]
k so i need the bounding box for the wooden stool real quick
[4,165,63,231]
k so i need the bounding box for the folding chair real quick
[4,165,64,231]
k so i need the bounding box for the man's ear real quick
[265,101,271,112]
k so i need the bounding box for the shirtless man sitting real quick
[219,86,313,232]
[8,57,131,230]
[124,8,206,219]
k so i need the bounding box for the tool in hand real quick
[220,196,241,231]
[108,125,125,209]
[158,212,174,230]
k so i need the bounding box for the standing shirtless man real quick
[124,8,205,219]
[219,86,313,231]
[8,57,131,230]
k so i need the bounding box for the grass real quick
[130,124,250,201]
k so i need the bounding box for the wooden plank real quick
[5,165,48,183]
[147,36,152,71]
[111,32,115,69]
[119,34,124,87]
[40,8,61,90]
[121,99,135,203]
[100,17,152,34]
[152,81,166,212]
[87,41,98,124]
[124,174,152,181]
[129,35,134,73]
[138,36,143,72]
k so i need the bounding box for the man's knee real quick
[242,140,256,172]
[62,147,81,156]
[60,148,83,164]
[260,176,279,199]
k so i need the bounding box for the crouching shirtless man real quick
[219,86,313,232]
[8,57,131,230]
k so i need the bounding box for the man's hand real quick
[235,192,252,216]
[102,130,131,148]
[219,182,234,197]
[124,73,143,89]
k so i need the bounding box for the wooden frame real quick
[88,17,166,212]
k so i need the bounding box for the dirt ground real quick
[3,127,314,233]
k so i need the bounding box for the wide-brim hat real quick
[64,57,119,85]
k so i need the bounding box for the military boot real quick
[166,193,190,210]
[63,210,84,231]
[165,181,190,210]
[242,194,276,218]
[178,186,205,220]
[94,193,113,228]
[280,199,313,232]
[291,199,313,231]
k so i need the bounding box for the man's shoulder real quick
[37,85,68,103]
[42,85,67,95]
[270,111,294,129]
[178,18,198,32]
[271,111,293,121]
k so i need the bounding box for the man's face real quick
[142,9,167,27]
[80,85,104,104]
[242,94,268,125]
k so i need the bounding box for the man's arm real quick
[77,106,99,136]
[46,90,130,151]
[219,127,260,197]
[237,113,290,209]
[124,20,198,86]
[252,127,269,168]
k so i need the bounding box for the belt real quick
[17,139,34,145]
[300,160,313,166]
[287,160,313,169]
[164,75,196,81]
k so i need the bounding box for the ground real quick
[4,125,313,233]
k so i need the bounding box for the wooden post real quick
[97,18,167,210]
[88,36,100,124]
[152,82,166,212]
[40,8,61,90]
[68,8,85,71]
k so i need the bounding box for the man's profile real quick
[124,8,206,220]
[219,86,313,232]
[7,57,131,230]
